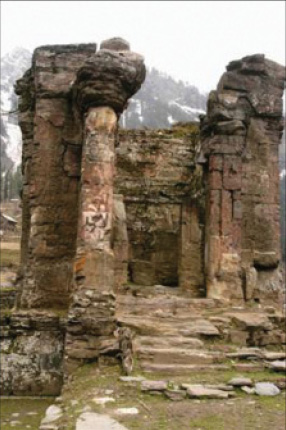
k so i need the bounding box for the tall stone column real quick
[200,54,285,304]
[15,43,97,309]
[65,38,145,372]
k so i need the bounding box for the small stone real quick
[141,380,168,392]
[26,412,38,416]
[255,382,280,396]
[274,379,286,390]
[76,412,129,430]
[92,397,115,406]
[228,377,253,387]
[205,384,234,392]
[165,389,187,401]
[241,386,256,394]
[54,396,63,404]
[119,376,145,383]
[105,389,114,395]
[71,400,79,406]
[186,385,230,399]
[115,408,139,415]
[12,413,20,418]
[41,405,62,425]
[233,363,265,372]
[263,352,286,360]
[270,360,286,372]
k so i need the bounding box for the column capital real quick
[73,38,146,115]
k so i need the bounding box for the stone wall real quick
[201,54,285,304]
[0,311,64,395]
[115,126,205,293]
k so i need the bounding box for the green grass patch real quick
[190,414,225,430]
[0,398,53,430]
[0,249,20,268]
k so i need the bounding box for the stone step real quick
[117,295,218,310]
[135,347,222,365]
[140,362,231,375]
[226,349,286,361]
[117,315,220,338]
[134,335,205,349]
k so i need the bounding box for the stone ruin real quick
[1,38,285,395]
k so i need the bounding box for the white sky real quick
[1,1,285,92]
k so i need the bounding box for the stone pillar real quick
[200,55,285,303]
[65,38,145,372]
[15,44,97,309]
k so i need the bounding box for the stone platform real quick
[116,287,286,376]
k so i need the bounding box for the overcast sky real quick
[1,1,285,92]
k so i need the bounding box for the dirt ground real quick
[57,363,286,430]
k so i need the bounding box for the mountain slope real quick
[1,47,32,169]
[122,67,207,129]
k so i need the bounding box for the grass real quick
[0,248,20,268]
[54,361,286,430]
[0,398,54,430]
[190,415,225,430]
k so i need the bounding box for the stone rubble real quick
[227,377,253,387]
[76,412,129,430]
[141,380,168,392]
[186,385,231,399]
[254,382,281,396]
[92,397,115,406]
[270,360,286,372]
[115,407,139,415]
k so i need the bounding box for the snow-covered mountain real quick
[121,68,207,129]
[1,47,32,170]
[0,49,207,173]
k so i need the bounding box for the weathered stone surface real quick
[270,360,286,372]
[0,312,64,396]
[41,405,63,425]
[115,407,139,415]
[262,352,286,361]
[115,124,204,289]
[7,42,284,399]
[241,386,256,394]
[76,412,129,430]
[74,45,145,114]
[186,385,230,399]
[119,376,145,382]
[92,397,115,405]
[100,37,130,51]
[228,377,253,387]
[141,380,168,391]
[64,40,145,371]
[201,54,285,303]
[165,389,187,401]
[255,382,280,396]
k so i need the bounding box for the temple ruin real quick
[1,38,285,396]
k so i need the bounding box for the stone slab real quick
[76,412,129,430]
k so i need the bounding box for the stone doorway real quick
[127,203,181,287]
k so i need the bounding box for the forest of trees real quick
[1,165,22,201]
